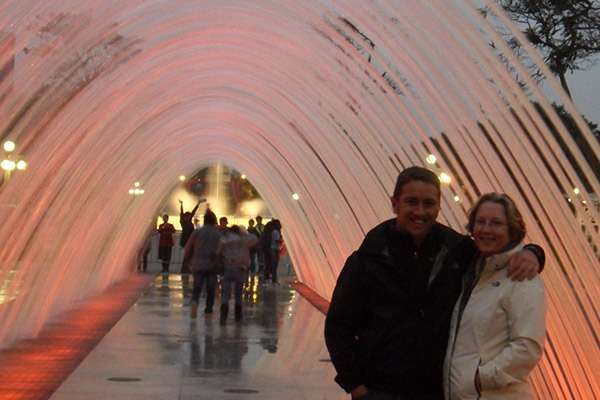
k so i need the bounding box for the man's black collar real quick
[359,219,446,256]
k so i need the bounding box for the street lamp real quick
[439,172,452,184]
[425,154,437,165]
[129,181,145,196]
[1,140,27,182]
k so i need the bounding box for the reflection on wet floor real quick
[51,272,346,400]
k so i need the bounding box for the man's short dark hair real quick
[204,210,217,225]
[393,166,440,198]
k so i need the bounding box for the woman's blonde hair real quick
[466,193,526,243]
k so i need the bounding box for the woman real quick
[183,210,221,318]
[444,193,546,400]
[218,225,258,324]
[179,198,205,274]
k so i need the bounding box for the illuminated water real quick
[0,1,598,398]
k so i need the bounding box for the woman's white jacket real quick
[443,245,546,400]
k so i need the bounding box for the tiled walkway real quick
[49,272,345,400]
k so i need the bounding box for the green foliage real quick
[497,0,600,97]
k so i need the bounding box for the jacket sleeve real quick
[523,244,545,272]
[478,278,546,390]
[324,252,368,393]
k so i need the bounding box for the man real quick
[247,219,260,275]
[266,219,282,284]
[218,216,229,233]
[138,229,153,273]
[255,215,265,235]
[324,167,543,400]
[157,214,175,274]
[255,215,266,274]
[183,210,222,318]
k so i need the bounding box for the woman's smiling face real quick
[472,201,511,256]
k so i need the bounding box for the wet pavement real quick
[50,272,346,400]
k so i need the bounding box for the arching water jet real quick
[0,1,597,397]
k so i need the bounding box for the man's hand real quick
[507,249,539,281]
[350,385,368,399]
[178,199,183,205]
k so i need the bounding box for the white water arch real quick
[0,1,598,398]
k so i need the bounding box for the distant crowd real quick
[139,199,283,324]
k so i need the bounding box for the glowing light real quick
[179,175,186,181]
[3,140,15,153]
[241,174,247,180]
[129,182,144,196]
[425,154,437,165]
[292,193,300,201]
[1,160,16,171]
[453,195,460,202]
[439,172,452,184]
[573,187,580,195]
[16,160,27,170]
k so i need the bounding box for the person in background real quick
[217,225,258,324]
[218,216,229,233]
[255,215,266,275]
[138,228,154,273]
[444,193,546,400]
[247,219,260,275]
[183,210,222,318]
[255,215,265,235]
[157,214,175,274]
[179,198,205,274]
[267,219,282,284]
[260,220,274,282]
[325,166,544,400]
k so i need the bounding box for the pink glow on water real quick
[0,1,598,398]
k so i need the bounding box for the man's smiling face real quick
[391,180,441,244]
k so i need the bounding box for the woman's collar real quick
[482,243,524,271]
